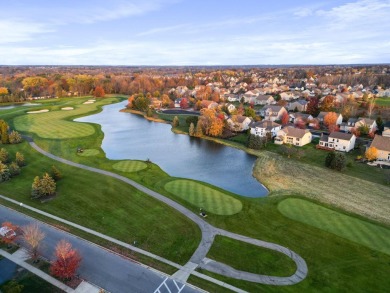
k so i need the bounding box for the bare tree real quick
[367,97,376,118]
[22,223,45,262]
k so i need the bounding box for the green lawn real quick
[376,97,390,107]
[112,160,147,172]
[278,198,390,255]
[13,98,117,139]
[164,179,243,215]
[77,148,100,156]
[207,235,297,276]
[0,142,200,264]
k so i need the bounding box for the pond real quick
[75,101,267,197]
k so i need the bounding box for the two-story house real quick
[274,126,312,146]
[261,105,288,122]
[318,132,356,152]
[249,120,282,138]
[370,135,390,161]
[288,100,308,112]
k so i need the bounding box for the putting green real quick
[112,161,147,172]
[278,198,390,255]
[13,98,116,139]
[77,149,100,157]
[165,180,242,215]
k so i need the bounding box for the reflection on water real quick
[75,101,267,197]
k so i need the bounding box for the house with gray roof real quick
[318,132,356,152]
[370,135,390,161]
[274,126,312,146]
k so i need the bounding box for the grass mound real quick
[112,160,147,172]
[278,198,390,255]
[252,151,390,225]
[77,149,100,157]
[165,179,242,215]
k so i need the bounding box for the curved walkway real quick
[25,138,308,287]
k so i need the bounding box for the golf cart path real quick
[26,138,308,286]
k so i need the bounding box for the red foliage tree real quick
[281,112,290,125]
[93,86,105,98]
[50,240,81,280]
[180,98,189,109]
[306,97,319,116]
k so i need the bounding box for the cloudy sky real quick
[0,0,389,65]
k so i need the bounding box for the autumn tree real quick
[367,97,376,118]
[161,94,171,108]
[281,112,290,125]
[195,120,203,137]
[180,98,189,109]
[93,86,105,98]
[320,95,335,112]
[0,162,10,182]
[324,112,338,132]
[9,130,22,144]
[306,98,320,116]
[22,223,45,261]
[199,108,223,137]
[244,107,256,118]
[365,147,378,161]
[0,87,9,96]
[16,152,26,167]
[50,240,81,280]
[22,76,49,97]
[51,165,62,181]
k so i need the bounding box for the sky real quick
[0,0,389,65]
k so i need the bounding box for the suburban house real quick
[317,112,343,125]
[340,117,358,132]
[354,118,377,133]
[227,115,252,132]
[274,126,312,146]
[288,100,308,112]
[318,132,356,152]
[370,135,390,161]
[255,95,275,105]
[249,120,282,138]
[261,105,288,121]
[289,112,313,124]
[225,94,239,102]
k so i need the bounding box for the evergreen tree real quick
[9,161,21,177]
[9,130,22,144]
[195,121,203,137]
[172,116,179,127]
[0,148,9,163]
[189,122,195,136]
[51,165,62,181]
[325,152,335,168]
[0,162,11,182]
[16,152,25,167]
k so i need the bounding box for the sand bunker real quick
[83,101,95,104]
[27,109,49,114]
[61,107,74,110]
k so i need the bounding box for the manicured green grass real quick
[164,180,243,215]
[112,160,147,172]
[0,142,200,264]
[207,235,296,276]
[77,149,100,157]
[376,97,390,107]
[13,98,117,139]
[278,198,390,255]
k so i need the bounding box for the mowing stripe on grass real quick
[112,161,147,172]
[278,198,390,255]
[165,180,242,216]
[77,149,100,157]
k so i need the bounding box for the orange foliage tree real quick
[50,240,81,280]
[324,112,338,132]
[365,147,378,161]
[281,112,290,125]
[93,86,105,97]
[0,87,9,96]
[199,108,224,137]
[320,95,335,111]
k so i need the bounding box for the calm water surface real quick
[75,101,267,197]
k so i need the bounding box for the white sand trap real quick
[27,109,49,114]
[87,99,96,102]
[83,101,95,104]
[61,107,74,110]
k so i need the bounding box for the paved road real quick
[23,138,308,288]
[0,205,199,293]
